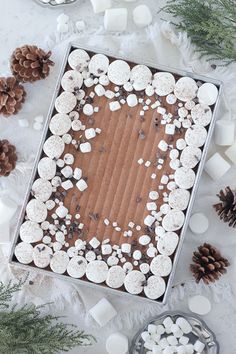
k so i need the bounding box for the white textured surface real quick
[1,1,236,353]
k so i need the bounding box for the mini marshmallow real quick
[86,238,99,250]
[56,205,68,218]
[165,124,175,135]
[225,140,236,164]
[167,335,178,346]
[89,298,117,327]
[194,340,205,353]
[73,167,82,180]
[144,215,155,226]
[189,213,209,234]
[133,4,153,28]
[158,140,168,151]
[179,336,189,345]
[163,317,174,329]
[90,0,111,13]
[85,128,96,140]
[109,101,121,111]
[147,202,157,211]
[76,179,88,191]
[185,344,194,354]
[133,250,142,260]
[204,152,231,180]
[149,191,159,200]
[106,332,129,354]
[147,324,157,334]
[104,8,128,32]
[61,180,73,190]
[176,318,192,334]
[80,142,92,153]
[61,166,73,178]
[121,243,131,254]
[156,325,165,335]
[177,347,187,354]
[163,348,175,354]
[159,337,169,349]
[127,94,138,107]
[214,119,234,146]
[101,244,112,255]
[83,103,94,116]
[94,84,105,97]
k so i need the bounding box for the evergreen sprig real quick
[161,0,236,65]
[0,279,95,354]
[0,277,26,308]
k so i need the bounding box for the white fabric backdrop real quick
[0,1,236,353]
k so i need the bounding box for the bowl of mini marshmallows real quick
[34,0,78,7]
[131,311,219,354]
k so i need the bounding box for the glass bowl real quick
[130,311,219,354]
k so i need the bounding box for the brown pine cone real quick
[213,186,236,227]
[10,45,54,83]
[190,243,230,284]
[0,139,17,176]
[0,77,26,117]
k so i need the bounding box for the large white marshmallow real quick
[0,197,17,226]
[214,119,234,146]
[225,140,236,164]
[189,213,209,234]
[204,152,231,180]
[106,332,129,354]
[133,5,153,28]
[89,298,117,327]
[104,8,128,32]
[90,0,111,14]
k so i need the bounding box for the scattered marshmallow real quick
[189,213,209,234]
[80,142,92,153]
[133,4,153,28]
[188,295,212,315]
[225,140,236,164]
[76,179,88,191]
[104,8,128,32]
[204,152,231,180]
[109,101,121,111]
[89,298,117,327]
[106,332,128,354]
[214,119,234,146]
[56,205,68,218]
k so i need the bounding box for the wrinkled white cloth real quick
[1,1,236,353]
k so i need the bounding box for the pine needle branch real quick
[0,279,95,353]
[0,277,26,309]
[161,0,236,65]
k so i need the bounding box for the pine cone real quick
[0,139,17,176]
[190,243,230,284]
[0,77,26,117]
[10,45,54,83]
[213,186,236,227]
